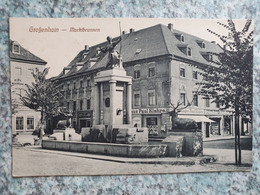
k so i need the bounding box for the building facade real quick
[51,24,252,138]
[10,41,47,134]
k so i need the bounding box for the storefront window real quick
[147,117,158,136]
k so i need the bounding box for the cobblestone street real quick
[12,147,251,177]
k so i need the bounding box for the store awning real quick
[178,115,215,123]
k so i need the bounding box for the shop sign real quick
[132,108,168,114]
[77,110,93,118]
[205,109,220,115]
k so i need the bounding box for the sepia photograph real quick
[10,18,253,177]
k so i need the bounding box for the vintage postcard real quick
[10,18,253,177]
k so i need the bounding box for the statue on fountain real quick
[99,36,122,69]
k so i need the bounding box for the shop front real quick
[132,108,171,138]
[77,110,93,133]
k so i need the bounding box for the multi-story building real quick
[51,23,252,138]
[10,40,47,134]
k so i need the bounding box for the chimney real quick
[130,28,135,33]
[168,23,173,31]
[85,45,89,51]
[122,31,127,35]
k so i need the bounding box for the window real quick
[87,99,91,109]
[15,67,22,76]
[193,94,198,107]
[181,35,185,42]
[73,82,76,89]
[148,91,156,106]
[209,54,213,62]
[66,90,71,99]
[80,100,83,110]
[180,93,186,106]
[202,42,205,48]
[27,117,34,130]
[16,88,22,96]
[27,68,34,77]
[180,68,185,77]
[13,44,20,53]
[87,79,90,87]
[148,67,155,77]
[134,93,140,106]
[187,47,192,56]
[193,71,198,79]
[67,84,70,90]
[80,80,83,88]
[73,101,76,111]
[216,97,220,108]
[134,70,140,79]
[205,97,210,107]
[16,117,23,130]
[67,102,70,110]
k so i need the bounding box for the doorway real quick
[79,118,91,133]
[206,122,210,138]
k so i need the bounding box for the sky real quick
[9,18,253,78]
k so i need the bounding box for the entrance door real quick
[147,117,159,136]
[79,119,91,133]
[206,122,210,138]
[211,118,221,135]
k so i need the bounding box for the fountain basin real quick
[42,140,167,158]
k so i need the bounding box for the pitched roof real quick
[161,25,223,64]
[55,23,223,79]
[10,40,47,65]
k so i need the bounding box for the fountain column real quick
[109,79,116,125]
[126,82,132,124]
[94,82,99,125]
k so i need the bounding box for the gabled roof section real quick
[54,23,223,80]
[119,24,169,62]
[9,40,47,65]
[161,25,223,64]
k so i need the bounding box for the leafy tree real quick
[19,68,61,133]
[198,20,253,165]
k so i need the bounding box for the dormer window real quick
[202,42,205,48]
[201,52,213,62]
[196,40,206,49]
[12,42,20,54]
[76,64,84,71]
[63,67,71,75]
[187,47,192,56]
[181,35,185,42]
[82,53,88,59]
[208,54,213,61]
